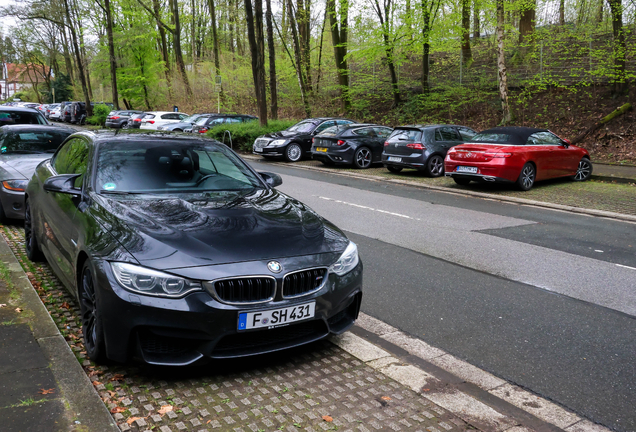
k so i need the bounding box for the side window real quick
[314,121,335,134]
[226,117,242,124]
[527,132,562,145]
[373,127,392,138]
[457,128,476,141]
[208,118,225,125]
[435,127,461,141]
[352,127,374,137]
[53,138,89,188]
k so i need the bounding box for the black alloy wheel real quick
[353,147,372,169]
[285,143,303,162]
[572,158,593,181]
[386,166,403,173]
[426,155,445,177]
[80,261,106,363]
[121,121,128,129]
[24,200,43,262]
[453,177,471,186]
[517,163,536,191]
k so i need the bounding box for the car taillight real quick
[133,118,141,122]
[384,141,389,146]
[198,127,208,133]
[406,143,424,150]
[312,138,315,143]
[337,140,345,146]
[110,116,120,120]
[147,120,155,124]
[484,152,512,158]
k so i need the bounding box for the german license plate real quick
[388,156,402,162]
[254,147,263,152]
[316,147,328,153]
[457,166,478,173]
[238,302,315,331]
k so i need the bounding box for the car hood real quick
[261,130,304,140]
[92,188,349,270]
[0,154,52,180]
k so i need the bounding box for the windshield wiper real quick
[99,190,143,195]
[2,150,47,154]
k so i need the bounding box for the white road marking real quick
[616,263,636,271]
[317,196,421,221]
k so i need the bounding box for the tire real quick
[386,165,403,173]
[24,199,44,262]
[425,155,445,177]
[517,163,536,191]
[353,147,372,169]
[121,121,128,129]
[453,177,471,186]
[572,158,593,182]
[285,143,303,162]
[0,203,6,223]
[79,261,106,363]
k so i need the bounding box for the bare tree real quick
[265,0,278,119]
[496,0,511,124]
[370,0,400,106]
[607,0,627,94]
[244,0,268,125]
[327,0,350,111]
[461,0,471,63]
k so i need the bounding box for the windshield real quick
[96,140,264,194]
[0,111,47,125]
[287,120,316,133]
[1,130,72,153]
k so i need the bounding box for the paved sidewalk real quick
[592,162,636,183]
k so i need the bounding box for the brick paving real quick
[2,224,473,432]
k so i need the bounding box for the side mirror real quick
[259,172,283,188]
[562,138,571,147]
[43,174,82,195]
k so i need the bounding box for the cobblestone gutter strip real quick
[343,313,611,432]
[2,223,498,432]
[243,156,636,222]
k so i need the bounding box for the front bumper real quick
[0,188,25,219]
[94,258,363,366]
[253,146,286,157]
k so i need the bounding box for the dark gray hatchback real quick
[382,125,476,177]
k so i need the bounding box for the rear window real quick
[0,111,47,125]
[144,114,156,120]
[318,126,340,137]
[471,133,511,143]
[388,129,422,142]
[1,130,72,153]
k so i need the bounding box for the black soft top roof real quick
[473,126,549,145]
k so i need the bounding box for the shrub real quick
[86,104,112,126]
[206,119,299,152]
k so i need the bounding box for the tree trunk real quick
[286,0,311,115]
[326,0,350,111]
[244,0,268,125]
[62,0,92,116]
[607,0,627,95]
[60,27,75,84]
[170,0,193,96]
[596,0,603,23]
[297,0,312,92]
[265,0,278,119]
[559,0,565,25]
[496,0,511,124]
[207,0,221,76]
[104,0,119,109]
[518,0,536,45]
[473,0,480,38]
[461,0,471,63]
[373,0,400,106]
[421,0,431,93]
[152,0,172,94]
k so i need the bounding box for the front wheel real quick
[80,261,106,363]
[572,158,593,181]
[426,155,445,177]
[517,163,536,191]
[386,165,403,173]
[285,143,303,162]
[353,147,372,169]
[25,200,44,262]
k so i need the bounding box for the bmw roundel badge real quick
[267,261,282,273]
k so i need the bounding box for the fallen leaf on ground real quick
[110,407,126,414]
[110,373,125,381]
[0,304,6,308]
[61,302,71,309]
[39,388,55,395]
[158,405,173,415]
[322,416,333,422]
[126,417,142,425]
[107,390,117,397]
[88,370,101,377]
[92,381,102,386]
[423,388,430,392]
[381,396,392,401]
[15,307,23,313]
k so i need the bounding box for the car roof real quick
[147,111,184,115]
[474,126,549,145]
[396,124,473,130]
[75,129,224,144]
[0,106,43,113]
[0,124,74,133]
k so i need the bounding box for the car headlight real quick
[111,262,202,297]
[2,179,28,192]
[329,241,359,276]
[269,139,287,147]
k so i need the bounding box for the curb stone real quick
[242,155,636,224]
[0,236,119,432]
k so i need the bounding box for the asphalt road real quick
[249,159,636,432]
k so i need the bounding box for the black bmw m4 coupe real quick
[25,131,362,366]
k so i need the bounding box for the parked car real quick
[0,124,74,220]
[105,110,143,129]
[190,114,258,134]
[61,103,73,122]
[253,118,355,162]
[45,103,60,119]
[0,107,50,126]
[127,112,148,129]
[311,123,393,169]
[140,111,189,130]
[444,126,593,191]
[48,104,62,121]
[24,130,362,365]
[70,102,86,124]
[382,124,477,177]
[158,113,216,132]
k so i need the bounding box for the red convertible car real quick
[444,127,593,191]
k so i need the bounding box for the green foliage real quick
[206,120,298,152]
[46,73,74,104]
[86,104,111,126]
